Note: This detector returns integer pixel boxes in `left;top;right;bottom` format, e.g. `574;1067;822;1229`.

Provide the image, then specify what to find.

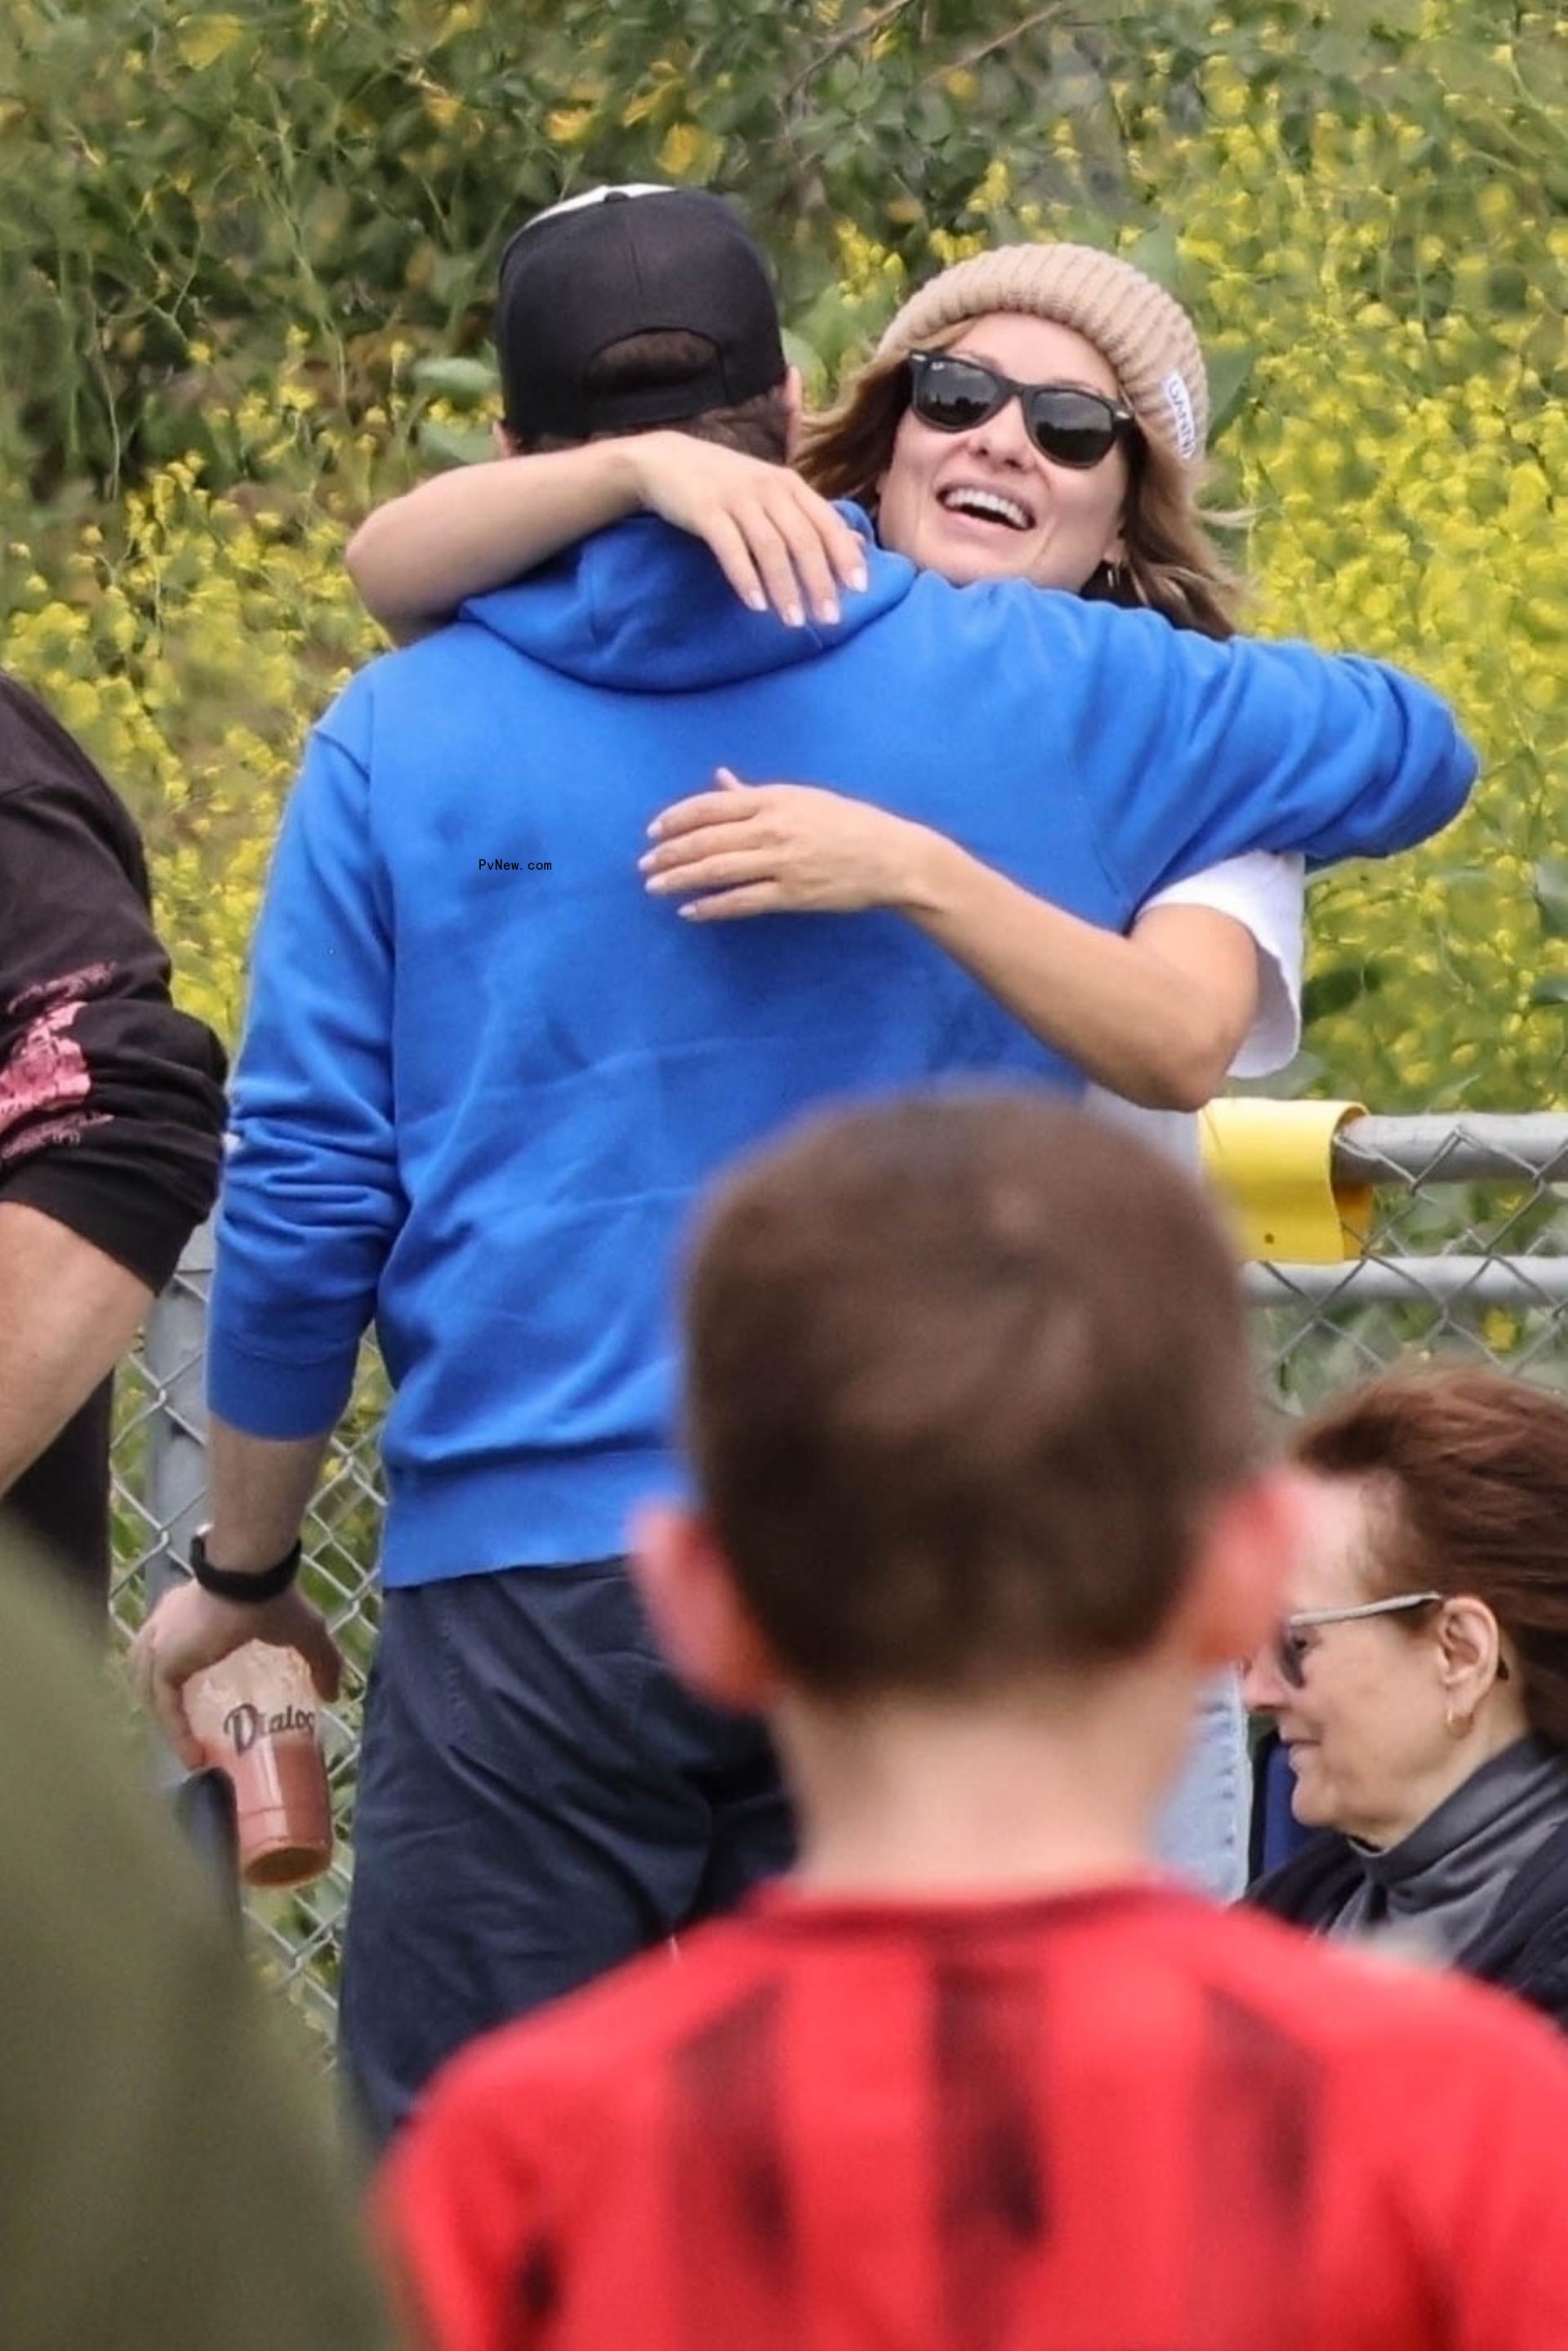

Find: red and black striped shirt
385;1882;1568;2351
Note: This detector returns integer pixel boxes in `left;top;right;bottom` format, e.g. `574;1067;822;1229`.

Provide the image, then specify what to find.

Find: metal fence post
141;1217;214;1608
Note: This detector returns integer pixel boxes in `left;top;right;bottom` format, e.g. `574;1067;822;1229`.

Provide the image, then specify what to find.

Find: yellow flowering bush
1156;56;1568;1110
7;377;388;1037
799;29;1568;1111
2;0;1565;1117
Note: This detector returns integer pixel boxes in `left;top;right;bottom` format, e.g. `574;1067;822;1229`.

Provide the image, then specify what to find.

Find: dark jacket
1250;1815;1568;2033
0;674;227;1592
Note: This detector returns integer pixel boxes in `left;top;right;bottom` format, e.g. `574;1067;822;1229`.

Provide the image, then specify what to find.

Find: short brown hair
796;330;1244;641
517;329;791;462
681;1093;1259;1699
1294;1367;1568;1748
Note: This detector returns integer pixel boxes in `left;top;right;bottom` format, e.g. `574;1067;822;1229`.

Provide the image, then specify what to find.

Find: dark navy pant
338;1561;795;2141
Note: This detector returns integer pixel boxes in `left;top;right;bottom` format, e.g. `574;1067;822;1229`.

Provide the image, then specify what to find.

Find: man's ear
782;364;804;463
492;420;521;459
629;1500;780;1711
1178;1466;1318;1669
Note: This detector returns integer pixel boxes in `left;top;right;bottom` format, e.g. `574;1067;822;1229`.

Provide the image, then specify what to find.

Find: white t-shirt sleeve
1141;850;1305;1078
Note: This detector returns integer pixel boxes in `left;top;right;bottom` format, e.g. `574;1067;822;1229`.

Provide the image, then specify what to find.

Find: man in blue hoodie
131;186;1475;2137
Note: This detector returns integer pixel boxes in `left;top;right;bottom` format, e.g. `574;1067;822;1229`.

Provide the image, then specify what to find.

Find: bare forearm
897;833;1250;1109
346;443;646;638
204;1416;332;1571
0;1204;153;1492
131;1417;343;1760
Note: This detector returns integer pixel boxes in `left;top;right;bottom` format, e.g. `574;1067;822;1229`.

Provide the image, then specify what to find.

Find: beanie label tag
1160;369;1200;461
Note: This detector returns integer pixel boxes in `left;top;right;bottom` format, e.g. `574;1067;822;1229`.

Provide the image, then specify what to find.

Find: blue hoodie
208;513;1473;1585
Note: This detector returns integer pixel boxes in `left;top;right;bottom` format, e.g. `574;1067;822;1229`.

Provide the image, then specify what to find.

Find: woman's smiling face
1241;1479;1448;1848
875;310;1133;591
1241;1474;1525;1850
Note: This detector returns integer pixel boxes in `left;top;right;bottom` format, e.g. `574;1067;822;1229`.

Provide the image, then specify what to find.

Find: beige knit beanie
875;243;1208;467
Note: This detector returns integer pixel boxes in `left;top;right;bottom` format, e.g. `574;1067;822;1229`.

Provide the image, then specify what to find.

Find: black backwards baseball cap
495;185;788;441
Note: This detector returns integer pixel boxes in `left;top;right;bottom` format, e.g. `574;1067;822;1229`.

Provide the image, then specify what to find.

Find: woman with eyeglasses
1246;1367;1568;2031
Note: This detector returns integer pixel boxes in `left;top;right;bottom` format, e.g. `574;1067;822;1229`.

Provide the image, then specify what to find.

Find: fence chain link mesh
1246;1116;1568;1409
108;1113;1568;2033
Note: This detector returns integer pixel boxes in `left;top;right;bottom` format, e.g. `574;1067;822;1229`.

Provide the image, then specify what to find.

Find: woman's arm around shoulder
346;433;867;643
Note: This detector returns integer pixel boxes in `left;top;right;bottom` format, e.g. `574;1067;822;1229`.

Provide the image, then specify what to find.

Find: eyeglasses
907;351;1138;470
1270;1591;1443;1690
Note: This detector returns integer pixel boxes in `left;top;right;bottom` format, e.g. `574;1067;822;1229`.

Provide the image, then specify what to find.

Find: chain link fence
1245;1114;1568;1405
108;1111;1568;2031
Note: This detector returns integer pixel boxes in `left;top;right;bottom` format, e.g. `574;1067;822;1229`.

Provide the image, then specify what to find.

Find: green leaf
410;355;499;405
1302;961;1387;1023
176;13;251;74
1205;346;1255;444
1123;220;1180;292
781;327;828;400
416;420;496;469
1533;859;1568;940
1528;975;1568;1010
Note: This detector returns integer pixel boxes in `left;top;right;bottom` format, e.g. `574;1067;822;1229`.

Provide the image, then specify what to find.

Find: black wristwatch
188;1528;303;1604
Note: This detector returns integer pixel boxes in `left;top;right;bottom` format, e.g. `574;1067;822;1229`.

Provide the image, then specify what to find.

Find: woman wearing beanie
344;232;1395;1901
806;243;1303;1198
808;240;1227;632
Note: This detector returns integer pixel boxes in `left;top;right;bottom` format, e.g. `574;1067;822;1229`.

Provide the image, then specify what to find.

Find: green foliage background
2;0;1566;1104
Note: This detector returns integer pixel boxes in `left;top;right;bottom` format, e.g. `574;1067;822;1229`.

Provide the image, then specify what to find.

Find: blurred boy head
634;1091;1307;1881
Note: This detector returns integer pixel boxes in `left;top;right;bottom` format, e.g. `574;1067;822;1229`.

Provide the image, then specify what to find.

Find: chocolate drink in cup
185;1642;333;1889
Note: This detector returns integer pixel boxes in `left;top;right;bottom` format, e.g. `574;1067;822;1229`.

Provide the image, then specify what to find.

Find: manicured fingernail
637;850;655;872
745;590;767;612
646;874;672;894
818;600;840;626
851;564;868;591
783;604;804;628
646;819;663;839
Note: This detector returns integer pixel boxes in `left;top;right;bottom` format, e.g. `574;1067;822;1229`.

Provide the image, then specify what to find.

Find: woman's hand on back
641;767;933;919
626;435;868;628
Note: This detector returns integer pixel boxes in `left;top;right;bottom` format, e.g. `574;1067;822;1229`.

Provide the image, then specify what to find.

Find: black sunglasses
907;350;1137;470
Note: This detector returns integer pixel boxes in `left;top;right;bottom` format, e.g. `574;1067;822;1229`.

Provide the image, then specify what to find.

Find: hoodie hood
461;502;912;694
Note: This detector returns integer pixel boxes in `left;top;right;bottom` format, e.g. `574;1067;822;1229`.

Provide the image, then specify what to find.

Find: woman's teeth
939;486;1031;530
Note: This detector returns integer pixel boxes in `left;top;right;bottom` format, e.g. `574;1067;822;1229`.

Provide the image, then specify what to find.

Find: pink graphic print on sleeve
0;964;116;1164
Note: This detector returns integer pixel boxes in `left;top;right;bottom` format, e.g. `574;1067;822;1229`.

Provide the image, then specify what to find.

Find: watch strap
188;1529;303;1604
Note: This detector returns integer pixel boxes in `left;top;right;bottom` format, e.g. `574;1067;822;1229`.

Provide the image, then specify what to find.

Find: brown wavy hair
517;330;792;462
798;323;1245;642
1294;1366;1568;1750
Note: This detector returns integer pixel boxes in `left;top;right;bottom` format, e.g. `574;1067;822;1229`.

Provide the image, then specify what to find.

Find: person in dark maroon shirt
384;1094;1568;2351
0;673;226;1601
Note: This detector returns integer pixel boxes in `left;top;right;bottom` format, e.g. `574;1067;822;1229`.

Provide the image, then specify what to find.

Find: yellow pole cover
1198;1099;1374;1264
